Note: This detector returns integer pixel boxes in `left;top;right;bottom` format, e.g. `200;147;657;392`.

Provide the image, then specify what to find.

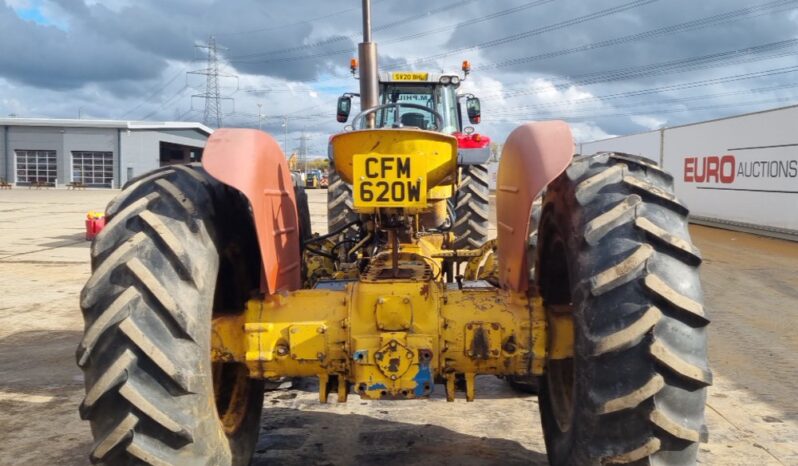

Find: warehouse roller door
72;151;113;187
15;150;57;186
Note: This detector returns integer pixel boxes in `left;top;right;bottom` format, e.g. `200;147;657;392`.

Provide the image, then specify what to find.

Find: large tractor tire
537;153;710;465
327;169;358;238
295;185;312;243
77;164;265;465
453;164;490;249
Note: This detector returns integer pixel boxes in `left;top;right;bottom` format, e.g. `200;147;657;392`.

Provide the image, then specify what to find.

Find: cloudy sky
1;0;797;155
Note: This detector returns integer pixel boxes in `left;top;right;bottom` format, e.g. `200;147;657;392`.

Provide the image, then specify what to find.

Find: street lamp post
257;103;263;130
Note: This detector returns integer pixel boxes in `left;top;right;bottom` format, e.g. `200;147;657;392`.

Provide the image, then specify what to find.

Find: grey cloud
0;2;165;89
1;0;797;147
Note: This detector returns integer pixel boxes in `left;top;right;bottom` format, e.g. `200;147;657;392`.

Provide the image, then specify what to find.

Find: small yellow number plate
353;154;426;208
391;72;429;81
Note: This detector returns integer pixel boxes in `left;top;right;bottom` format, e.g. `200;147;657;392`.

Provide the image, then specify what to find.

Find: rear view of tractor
76;1;711;465
328;60;491;251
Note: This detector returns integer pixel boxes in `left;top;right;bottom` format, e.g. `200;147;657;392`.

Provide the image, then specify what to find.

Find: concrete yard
1;188;797;465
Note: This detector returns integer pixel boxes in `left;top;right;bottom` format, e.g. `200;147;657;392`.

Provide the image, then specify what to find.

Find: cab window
375;84;459;133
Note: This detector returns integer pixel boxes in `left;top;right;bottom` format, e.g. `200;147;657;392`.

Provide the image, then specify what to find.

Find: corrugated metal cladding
0;119;212;188
580;104;798;241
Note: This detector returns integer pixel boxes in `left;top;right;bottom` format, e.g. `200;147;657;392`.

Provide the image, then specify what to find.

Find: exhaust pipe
358;0;379;128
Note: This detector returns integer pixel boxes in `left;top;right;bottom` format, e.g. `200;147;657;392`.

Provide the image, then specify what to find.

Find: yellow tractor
76;2;711;464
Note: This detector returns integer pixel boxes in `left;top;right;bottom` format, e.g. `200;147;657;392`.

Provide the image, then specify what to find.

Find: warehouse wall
580;130;662;164
4;126;118;186
664;107;798;238
580;105;798;240
62;127;117;185
7;126;70;186
0;125;208;188
0;127;6;181
120;130;158;185
120;129;207;185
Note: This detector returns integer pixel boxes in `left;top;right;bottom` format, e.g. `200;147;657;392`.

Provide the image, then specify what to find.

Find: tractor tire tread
454;164;490;250
539;151;710;465
78;164;232;465
327;170;359;238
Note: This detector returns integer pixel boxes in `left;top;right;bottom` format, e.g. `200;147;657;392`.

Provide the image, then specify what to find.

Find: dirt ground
1;188;797;465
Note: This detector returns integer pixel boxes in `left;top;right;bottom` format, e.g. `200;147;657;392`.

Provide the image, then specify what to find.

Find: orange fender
496;121;574;293
203;129;302;295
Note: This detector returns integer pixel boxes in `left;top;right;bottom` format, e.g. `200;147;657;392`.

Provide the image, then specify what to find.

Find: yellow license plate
353;154;427;208
391;72;429;81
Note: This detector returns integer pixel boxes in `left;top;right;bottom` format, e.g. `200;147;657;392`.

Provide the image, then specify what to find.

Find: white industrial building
580;104;798;241
0;118;213;188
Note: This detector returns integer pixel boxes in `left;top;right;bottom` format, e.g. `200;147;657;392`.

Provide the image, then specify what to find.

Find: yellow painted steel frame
208;126;575;403
212;280;544;402
330;129;458;215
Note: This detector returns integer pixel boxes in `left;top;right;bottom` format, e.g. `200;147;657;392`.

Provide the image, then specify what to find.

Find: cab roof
379;71;462;86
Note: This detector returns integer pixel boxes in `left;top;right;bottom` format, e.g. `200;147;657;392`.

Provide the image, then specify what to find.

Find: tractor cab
329;63;492;242
336;64;483;135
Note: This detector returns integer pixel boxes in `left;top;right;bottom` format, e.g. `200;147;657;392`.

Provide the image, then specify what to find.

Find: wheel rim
212;362;252;435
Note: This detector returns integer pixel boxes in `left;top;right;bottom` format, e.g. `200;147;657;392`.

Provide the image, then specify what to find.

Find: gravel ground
0;188;796;465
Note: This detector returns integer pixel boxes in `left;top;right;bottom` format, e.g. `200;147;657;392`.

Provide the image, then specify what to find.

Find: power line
409;0;659;66
238;87;320;95
490;66;798;114
177;107;200;121
378;0;557;47
491;82;798;117
214;0;387;37
119;67;186;119
493;96;797;123
370;0;479;34
140;85;191;120
231;111;330;121
228;65;798;129
229;0;482;60
231;0;578;65
218;0;795;95
236;64;798;123
476;0;798;71
479;39;798;101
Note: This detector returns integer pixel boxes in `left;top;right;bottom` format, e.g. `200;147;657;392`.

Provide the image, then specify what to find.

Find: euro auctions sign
604;105;798;234
675;144;798;233
683;152;798;193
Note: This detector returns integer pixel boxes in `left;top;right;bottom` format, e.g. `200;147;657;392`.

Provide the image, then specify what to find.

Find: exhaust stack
358;0;379;128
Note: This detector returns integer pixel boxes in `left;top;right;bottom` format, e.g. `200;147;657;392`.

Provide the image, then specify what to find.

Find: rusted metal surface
202;129;302;294
210;282;533;402
496;121;574;293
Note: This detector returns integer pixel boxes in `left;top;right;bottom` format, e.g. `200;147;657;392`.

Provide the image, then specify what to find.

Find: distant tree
306;158;330;171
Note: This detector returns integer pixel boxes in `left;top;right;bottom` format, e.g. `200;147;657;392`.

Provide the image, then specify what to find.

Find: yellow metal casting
211;291;348;383
209;125;578;401
329;129;457;214
463;239;498;282
303;238;337;285
211;280;535;402
427;184;453;200
205;116;583;412
530;296;547;375
547;304;575;361
330;129;457;187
